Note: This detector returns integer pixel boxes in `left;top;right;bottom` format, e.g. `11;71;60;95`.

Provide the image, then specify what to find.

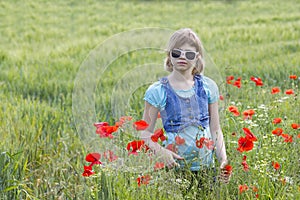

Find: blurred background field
0;0;299;199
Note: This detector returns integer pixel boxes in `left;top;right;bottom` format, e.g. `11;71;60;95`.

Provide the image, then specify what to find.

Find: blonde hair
164;28;205;75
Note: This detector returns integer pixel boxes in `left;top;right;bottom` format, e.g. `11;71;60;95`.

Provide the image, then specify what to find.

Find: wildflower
175;135;185;145
223;164;233;175
195;137;214;150
166;144;178;153
115;116;132;127
226;76;235;84
242;127;257;141
297;133;300;139
85;153;102;166
82;165;95;177
291;123;300;129
133;120;149;130
237;137;254;152
154;162;165;171
272;118;282;124
289;75;298;80
250;76;263;86
151;128;166;142
94;122;109;128
233;77;242;88
252;185;258;193
241;160;249;172
243;109;255;120
103;150;118;162
272;161;280;170
228;105;240;116
271;87;280;94
285;89;294;95
126;140;146;156
136;175;151;187
241;155;249;172
96;125;118;139
271;127;283;136
281;133;293;143
219;95;224;100
239;184;249;193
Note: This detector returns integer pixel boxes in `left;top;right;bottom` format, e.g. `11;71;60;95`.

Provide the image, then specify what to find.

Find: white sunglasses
170;49;199;60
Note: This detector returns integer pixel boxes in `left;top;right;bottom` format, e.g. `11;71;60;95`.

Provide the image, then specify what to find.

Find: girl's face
170;43;198;74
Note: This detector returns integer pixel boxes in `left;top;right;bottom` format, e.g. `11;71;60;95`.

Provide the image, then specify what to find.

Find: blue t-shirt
143;76;219;171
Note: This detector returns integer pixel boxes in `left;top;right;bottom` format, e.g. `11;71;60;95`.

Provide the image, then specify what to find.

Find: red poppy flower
154;162;165;171
233;77;242;88
242;127;257;141
136;175;151;187
133;120;149;130
126;140;145;156
151;128;166;142
291;123;300;129
272;161;280;170
115;116;133;127
297;133;300;139
196;137;205;148
85;153;102;166
228;105;240;116
272;127;283;136
281;133;293;143
103;150;118;162
96;125;118;139
237;137;254;152
223;164;233;175
241;160;249;172
175;135;185;145
219;95;224;100
82;165;95;177
289;75;298;80
226;76;235;84
272;118;282;124
94;122;109;128
250;76;263;86
271;87;280;94
285;89;294;95
252;185;258;193
166;144;178;153
239;184;249;193
243;109;255;120
195;137;214;150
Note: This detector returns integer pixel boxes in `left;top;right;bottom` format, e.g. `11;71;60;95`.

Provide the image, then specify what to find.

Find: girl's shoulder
145;81;166;98
199;75;218;90
146;81;164;92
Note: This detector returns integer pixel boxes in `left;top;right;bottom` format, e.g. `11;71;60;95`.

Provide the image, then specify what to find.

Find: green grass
1;0;300;199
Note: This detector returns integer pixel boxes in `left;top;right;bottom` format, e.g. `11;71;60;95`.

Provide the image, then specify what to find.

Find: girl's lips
177;61;187;65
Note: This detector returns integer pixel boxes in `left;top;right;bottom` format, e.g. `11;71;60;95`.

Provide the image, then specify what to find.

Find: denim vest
160;75;209;133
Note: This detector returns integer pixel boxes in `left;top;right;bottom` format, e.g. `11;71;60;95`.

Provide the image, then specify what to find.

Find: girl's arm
140;101;161;152
209;102;228;164
141;101;183;168
209;101;231;183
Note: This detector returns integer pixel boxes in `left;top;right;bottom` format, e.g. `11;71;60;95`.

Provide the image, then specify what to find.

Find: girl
140;28;230;183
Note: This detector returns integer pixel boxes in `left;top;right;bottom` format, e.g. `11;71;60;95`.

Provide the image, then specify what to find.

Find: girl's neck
168;71;194;90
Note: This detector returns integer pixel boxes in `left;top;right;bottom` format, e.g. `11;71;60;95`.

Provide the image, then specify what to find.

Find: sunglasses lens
171;49;181;58
185;52;196;60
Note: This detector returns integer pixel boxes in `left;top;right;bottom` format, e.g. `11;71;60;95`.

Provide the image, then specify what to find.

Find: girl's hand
156;148;184;169
219;160;232;184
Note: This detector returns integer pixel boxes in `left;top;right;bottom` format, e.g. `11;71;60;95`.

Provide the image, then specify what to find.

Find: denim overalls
160;75;214;170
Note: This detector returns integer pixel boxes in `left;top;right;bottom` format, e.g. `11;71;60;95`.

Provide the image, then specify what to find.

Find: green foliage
0;0;299;199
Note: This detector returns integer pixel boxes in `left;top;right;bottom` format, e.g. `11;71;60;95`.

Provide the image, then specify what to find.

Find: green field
1;0;299;199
